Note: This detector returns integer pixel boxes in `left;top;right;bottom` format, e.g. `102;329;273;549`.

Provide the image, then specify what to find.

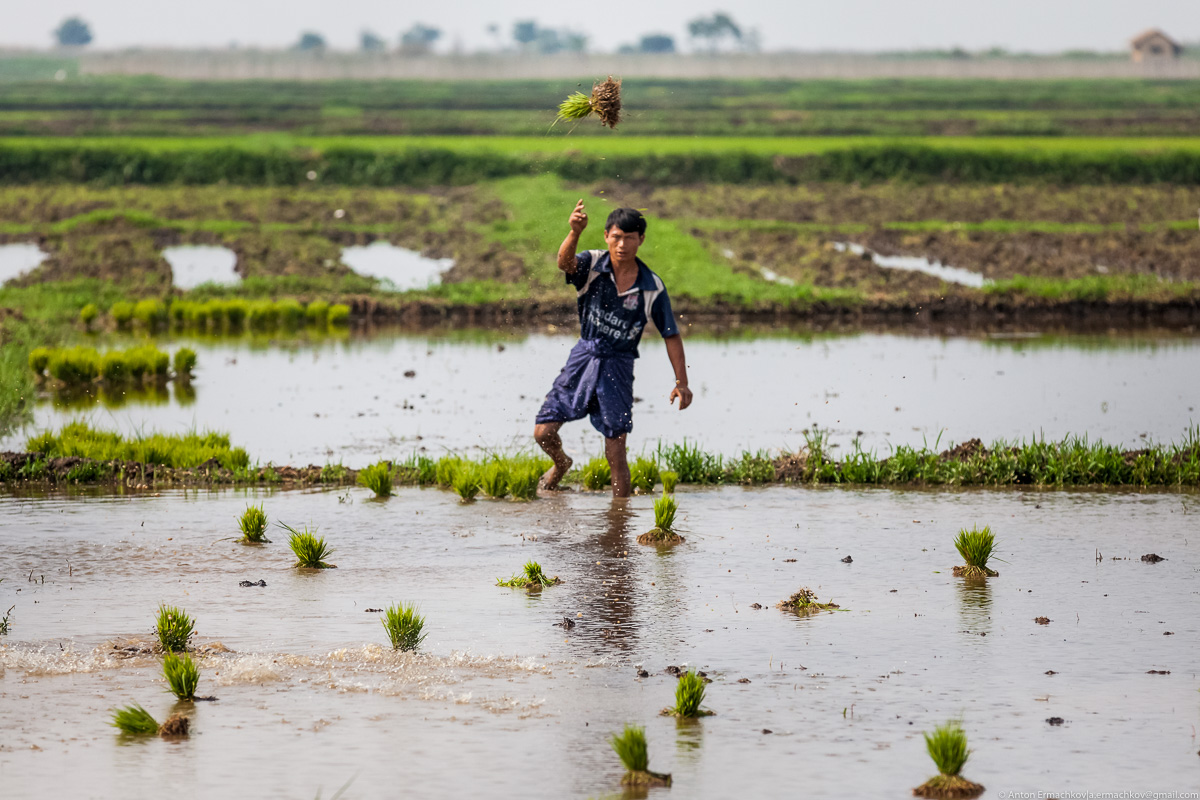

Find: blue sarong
535;339;636;439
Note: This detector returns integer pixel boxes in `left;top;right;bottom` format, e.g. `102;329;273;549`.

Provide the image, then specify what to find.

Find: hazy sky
3;0;1196;53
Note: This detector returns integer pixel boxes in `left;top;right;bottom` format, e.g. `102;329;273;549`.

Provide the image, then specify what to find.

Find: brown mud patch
912;775;985;800
637;528;685;546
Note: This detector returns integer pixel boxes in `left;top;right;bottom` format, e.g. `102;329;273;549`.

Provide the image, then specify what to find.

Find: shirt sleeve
565;251;592;290
650;287;679;338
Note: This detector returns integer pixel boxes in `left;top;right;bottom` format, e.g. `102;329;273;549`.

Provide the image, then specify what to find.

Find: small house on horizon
1130;29;1181;62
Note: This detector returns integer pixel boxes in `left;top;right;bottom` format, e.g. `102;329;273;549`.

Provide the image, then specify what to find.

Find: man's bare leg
534;422;573;489
605;434;631;498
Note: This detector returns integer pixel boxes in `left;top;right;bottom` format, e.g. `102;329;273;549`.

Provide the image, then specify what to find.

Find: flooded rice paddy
340;243;455;291
162;246;240;290
7;330;1198;465
0;485;1196;797
833;242;990;288
0;243;48;285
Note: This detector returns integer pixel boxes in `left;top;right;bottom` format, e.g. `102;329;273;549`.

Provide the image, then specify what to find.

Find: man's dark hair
605;208;647;236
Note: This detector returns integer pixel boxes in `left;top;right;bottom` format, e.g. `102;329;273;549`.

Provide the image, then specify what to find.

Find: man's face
604;226;644;262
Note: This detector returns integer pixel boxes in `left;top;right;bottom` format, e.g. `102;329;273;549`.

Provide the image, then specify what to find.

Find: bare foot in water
539;456;573;491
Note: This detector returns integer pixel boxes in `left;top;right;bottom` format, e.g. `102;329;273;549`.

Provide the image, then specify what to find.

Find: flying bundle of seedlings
638;490;685;545
357;460;394;498
162;651;200;701
630;457;660;494
452;464;482;502
281;522;336;568
479;459;510;499
382;603;427;651
609;724;670;787
238;503;270;543
952;526;999;578
155;605;195;652
580;455;612;491
662;670;715;718
913;720;984;799
110;704;190;738
556;76;623;129
496;560;562;590
777;587;840;614
661;470;679;494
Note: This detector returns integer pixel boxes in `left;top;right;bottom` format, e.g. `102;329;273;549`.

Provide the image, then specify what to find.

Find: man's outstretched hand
669;383;693;410
569;199;588;234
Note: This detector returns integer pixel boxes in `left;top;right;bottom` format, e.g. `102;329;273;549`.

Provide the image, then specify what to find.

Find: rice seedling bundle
661;470;679;494
556;76;623;129
777;587;840;613
913;721;984;799
639;491;685;545
281;522;335;568
133;298;168;331
952;525;999;578
110;301;134;328
381;603;426;651
162;651;200;701
79;303;99;328
580;455;611;491
327;303;351;326
28;347;52;376
479;460;510;499
507;463;541;500
609;725;671;786
398;453;436;485
155;604;195;652
630;456;660;493
452;464;481;502
496;560;561;589
434;455;463;487
46;346;100;384
277;298;305;329
663;670;714;718
357;460;394;497
173;348;197;380
305;299;330;325
110;703;159;735
238;503;269;543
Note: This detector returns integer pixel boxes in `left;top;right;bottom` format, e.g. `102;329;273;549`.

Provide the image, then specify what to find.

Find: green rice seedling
110;703;159;735
281;522;335;568
664;670;714;718
777;587;840;613
100;351;129;383
496;560;561;589
357;460;394;497
187;302;211;331
639;490;685;545
507;463;541;500
433;455;463;487
381;603;426;651
555;76;622;129
320;462;350;483
479;459;510;499
630;456;660;493
133;298;168;331
28;347;52;377
0;605;13;635
452;464;482;501
661;470;679;494
155;605;194;652
397;453;436;485
247;300;279;331
162;651;200;701
658;440;724;484
79;303;99;329
305;300;330;326
953;525;999;578
580;455;611;491
327;303;351;327
277;298;305;329
110;301;134;329
238;503;269;543
173;348;197;380
47;347;100;385
724;450;776;484
224;299;248;330
205;300;228;330
913;721;984;799
609;724;670;786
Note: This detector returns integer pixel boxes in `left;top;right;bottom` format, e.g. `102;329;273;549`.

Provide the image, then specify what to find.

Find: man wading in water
535;201;692;496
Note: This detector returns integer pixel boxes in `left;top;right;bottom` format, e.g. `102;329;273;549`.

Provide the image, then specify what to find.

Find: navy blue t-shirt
566;249;679;358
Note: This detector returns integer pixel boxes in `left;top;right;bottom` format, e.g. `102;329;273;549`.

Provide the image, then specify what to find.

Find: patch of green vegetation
657;440;725;484
155;604;194;652
660;470;679;494
25;421;250;470
478;459;510;499
238;504;269;543
664;670;714;718
579;455;611;491
451;464;481;502
953;526;1000;578
357;460;394;498
162;651;200;701
496;560;560;589
724;450;776;484
778;587;841;613
629;456;661;494
110;703;159;735
282;522;334;569
30;344;181;387
381;603;426;652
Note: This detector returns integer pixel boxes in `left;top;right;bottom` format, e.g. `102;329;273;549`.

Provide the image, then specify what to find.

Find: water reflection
570;500;641;655
955;576;993;635
47;383;173;410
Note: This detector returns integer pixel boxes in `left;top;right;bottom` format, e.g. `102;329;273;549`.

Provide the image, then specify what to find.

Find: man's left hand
669;383;693;410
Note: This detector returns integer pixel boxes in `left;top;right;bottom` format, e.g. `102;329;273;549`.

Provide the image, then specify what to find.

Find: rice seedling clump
913;721;984;799
452;464;481;502
110;703;159;735
238;503;269;543
157;712;191;738
638;491;685;545
357;460;394;497
661;470;679;494
507;463;541;500
162;651;200;701
282;522;335;568
777;587;840;613
155;604;194;652
173;347;197;380
630;456;660;493
662;670;714;718
580;455;611;491
609;724;671;786
952;525;999;578
556;76;623;129
382;603;427;651
479;459;510;499
496;560;562;589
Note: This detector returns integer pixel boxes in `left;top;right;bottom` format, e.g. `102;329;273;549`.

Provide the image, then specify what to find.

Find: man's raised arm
557;199;588;273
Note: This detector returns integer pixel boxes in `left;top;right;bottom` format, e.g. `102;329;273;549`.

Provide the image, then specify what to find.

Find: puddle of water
5;331;1197;465
723;247;796;286
341;243;454;291
163;245;240;290
835;242;990;288
0;486;1195;796
0;243;47;285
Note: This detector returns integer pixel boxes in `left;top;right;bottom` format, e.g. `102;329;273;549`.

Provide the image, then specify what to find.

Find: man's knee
534;422;560;444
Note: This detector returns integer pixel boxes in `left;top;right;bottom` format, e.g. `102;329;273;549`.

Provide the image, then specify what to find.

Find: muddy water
6;331;1198;465
0;242;47;285
162;245;240;290
0;486;1196;797
834;242;990;288
340;243;455;291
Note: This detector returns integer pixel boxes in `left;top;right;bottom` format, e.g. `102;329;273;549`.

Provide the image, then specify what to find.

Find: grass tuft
580;455;611;491
155;604;194;652
237;503;269;543
953;525;999;578
665;670;713;718
281;522;335;568
110;703;159;735
357;460;394;497
162;651;200;701
496;559;560;589
381;603;426;651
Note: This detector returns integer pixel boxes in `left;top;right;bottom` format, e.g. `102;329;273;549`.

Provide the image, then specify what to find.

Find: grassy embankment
4;422;1198;489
